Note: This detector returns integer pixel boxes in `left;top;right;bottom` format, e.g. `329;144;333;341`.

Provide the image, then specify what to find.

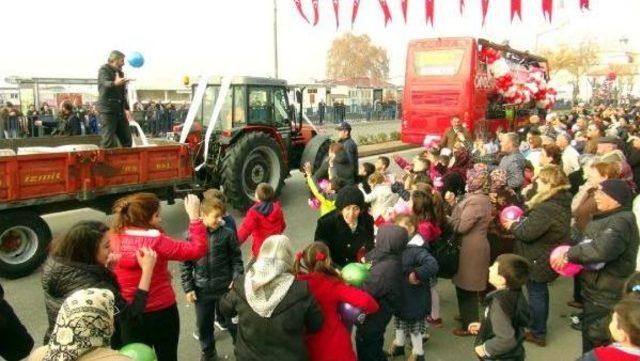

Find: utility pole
273;0;279;78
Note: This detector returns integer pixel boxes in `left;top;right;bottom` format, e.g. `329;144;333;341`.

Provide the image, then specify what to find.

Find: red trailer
0;142;193;278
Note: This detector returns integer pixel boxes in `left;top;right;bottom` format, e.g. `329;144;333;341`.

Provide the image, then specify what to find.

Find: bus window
413;49;465;76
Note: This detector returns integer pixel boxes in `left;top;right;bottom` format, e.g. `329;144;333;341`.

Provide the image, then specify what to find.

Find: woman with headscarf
220;235;324;361
28;288;131;361
487;169;520;262
448;164;493;337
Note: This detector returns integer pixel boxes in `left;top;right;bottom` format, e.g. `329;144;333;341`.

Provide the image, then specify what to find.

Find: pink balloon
308;198;321;209
500;205;523;223
550;245;583;277
318;179;331;193
393;200;411;216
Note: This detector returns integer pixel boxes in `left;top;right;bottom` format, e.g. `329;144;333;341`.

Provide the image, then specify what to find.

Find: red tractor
178;76;331;210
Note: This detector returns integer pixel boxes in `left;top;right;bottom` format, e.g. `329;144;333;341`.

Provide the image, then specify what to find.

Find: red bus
401;37;549;145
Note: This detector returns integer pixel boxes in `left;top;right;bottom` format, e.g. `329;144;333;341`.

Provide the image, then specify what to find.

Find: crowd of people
0;99;188;140
1;102;640;361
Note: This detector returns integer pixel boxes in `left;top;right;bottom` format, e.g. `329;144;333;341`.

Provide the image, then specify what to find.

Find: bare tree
326;33;390;80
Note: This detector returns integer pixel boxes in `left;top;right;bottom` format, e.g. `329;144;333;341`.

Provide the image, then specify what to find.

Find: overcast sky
1;0;638;85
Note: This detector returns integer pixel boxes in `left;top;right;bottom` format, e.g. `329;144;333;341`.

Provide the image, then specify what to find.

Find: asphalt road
3;147;582;361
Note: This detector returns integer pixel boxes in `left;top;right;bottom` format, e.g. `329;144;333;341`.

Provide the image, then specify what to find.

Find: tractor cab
177;76;329;210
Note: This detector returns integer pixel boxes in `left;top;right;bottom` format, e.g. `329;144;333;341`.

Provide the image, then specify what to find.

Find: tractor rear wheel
221;132;285;211
300;135;331;174
0;211;51;279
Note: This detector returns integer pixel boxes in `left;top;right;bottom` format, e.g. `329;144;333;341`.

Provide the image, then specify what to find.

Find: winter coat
314;210;375;268
510;188;572;284
363;184;398;220
474;289;529;361
339;137;359;179
306;175;336;216
396;235;438;321
110;220;207;313
97;64;129;114
567;206;639;308
362;225;408;314
417;220;442;244
441;126;471;150
451;192;493;292
41;257;148;345
577;344;640;361
498;152;527;190
238;201;287;257
180;225;244;297
219;275;324;361
0;283;33;361
313;150;355;186
296;272;379;361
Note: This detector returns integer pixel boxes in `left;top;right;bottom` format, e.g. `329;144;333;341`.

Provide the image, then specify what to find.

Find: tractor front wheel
221;132;285;211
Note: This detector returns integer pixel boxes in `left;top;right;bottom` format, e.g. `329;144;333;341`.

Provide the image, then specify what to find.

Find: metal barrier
304;104;400;124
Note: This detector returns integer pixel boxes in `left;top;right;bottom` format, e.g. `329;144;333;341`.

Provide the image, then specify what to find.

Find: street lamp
273;0;279;79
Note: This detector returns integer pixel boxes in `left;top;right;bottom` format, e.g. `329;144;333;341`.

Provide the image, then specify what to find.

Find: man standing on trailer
97;50;132;148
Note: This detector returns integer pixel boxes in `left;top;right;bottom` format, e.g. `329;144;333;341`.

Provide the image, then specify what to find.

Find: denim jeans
526;281;549;338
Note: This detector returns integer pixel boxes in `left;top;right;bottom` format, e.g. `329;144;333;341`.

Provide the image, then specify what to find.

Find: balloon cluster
482;47;556;110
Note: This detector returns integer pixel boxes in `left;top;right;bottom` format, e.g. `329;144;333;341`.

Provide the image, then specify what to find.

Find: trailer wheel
0;211;51;279
221;132;285;211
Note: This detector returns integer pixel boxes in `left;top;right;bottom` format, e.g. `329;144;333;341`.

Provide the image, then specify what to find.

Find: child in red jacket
110;193;207;361
295;242;379;361
237;183;286;258
578;297;640;361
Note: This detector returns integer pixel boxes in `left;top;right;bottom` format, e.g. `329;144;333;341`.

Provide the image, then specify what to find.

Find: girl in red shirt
295;242;379;361
110;193;207;361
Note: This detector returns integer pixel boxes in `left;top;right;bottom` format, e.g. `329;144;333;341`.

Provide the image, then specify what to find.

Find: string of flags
293;0;590;28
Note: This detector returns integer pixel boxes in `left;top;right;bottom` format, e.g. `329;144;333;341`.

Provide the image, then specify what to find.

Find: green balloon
341;262;370;287
120;343;157;361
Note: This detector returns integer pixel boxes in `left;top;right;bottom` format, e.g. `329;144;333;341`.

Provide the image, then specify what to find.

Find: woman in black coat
220;235;323;361
503;165;572;347
314;185;375;268
42;221;156;347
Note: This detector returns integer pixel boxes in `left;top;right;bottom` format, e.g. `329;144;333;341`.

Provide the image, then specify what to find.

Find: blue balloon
128;51;145;68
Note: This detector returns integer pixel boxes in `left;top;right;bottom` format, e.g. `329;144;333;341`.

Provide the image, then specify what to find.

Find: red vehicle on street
401;37;549;145
0;76;329;279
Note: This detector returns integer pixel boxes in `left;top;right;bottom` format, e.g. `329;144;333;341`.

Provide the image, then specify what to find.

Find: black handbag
432;226;460;279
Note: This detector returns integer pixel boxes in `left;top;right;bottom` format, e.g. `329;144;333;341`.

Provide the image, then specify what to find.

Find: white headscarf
244;235;295;318
44;288;115;361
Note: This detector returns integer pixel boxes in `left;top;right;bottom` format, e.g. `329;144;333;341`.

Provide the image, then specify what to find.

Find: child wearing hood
388;215;439;361
237;183;287;258
356;224;408;361
220;235;323;361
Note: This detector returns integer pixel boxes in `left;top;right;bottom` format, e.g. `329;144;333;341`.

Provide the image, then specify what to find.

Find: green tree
326;33;389;80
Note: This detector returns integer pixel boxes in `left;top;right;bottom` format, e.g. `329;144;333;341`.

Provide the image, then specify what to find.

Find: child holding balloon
294;242;379;361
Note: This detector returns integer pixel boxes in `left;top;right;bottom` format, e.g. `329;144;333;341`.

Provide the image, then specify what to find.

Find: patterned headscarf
490;169;508;192
44;288;115;361
245;235;295;318
466;163;489;193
